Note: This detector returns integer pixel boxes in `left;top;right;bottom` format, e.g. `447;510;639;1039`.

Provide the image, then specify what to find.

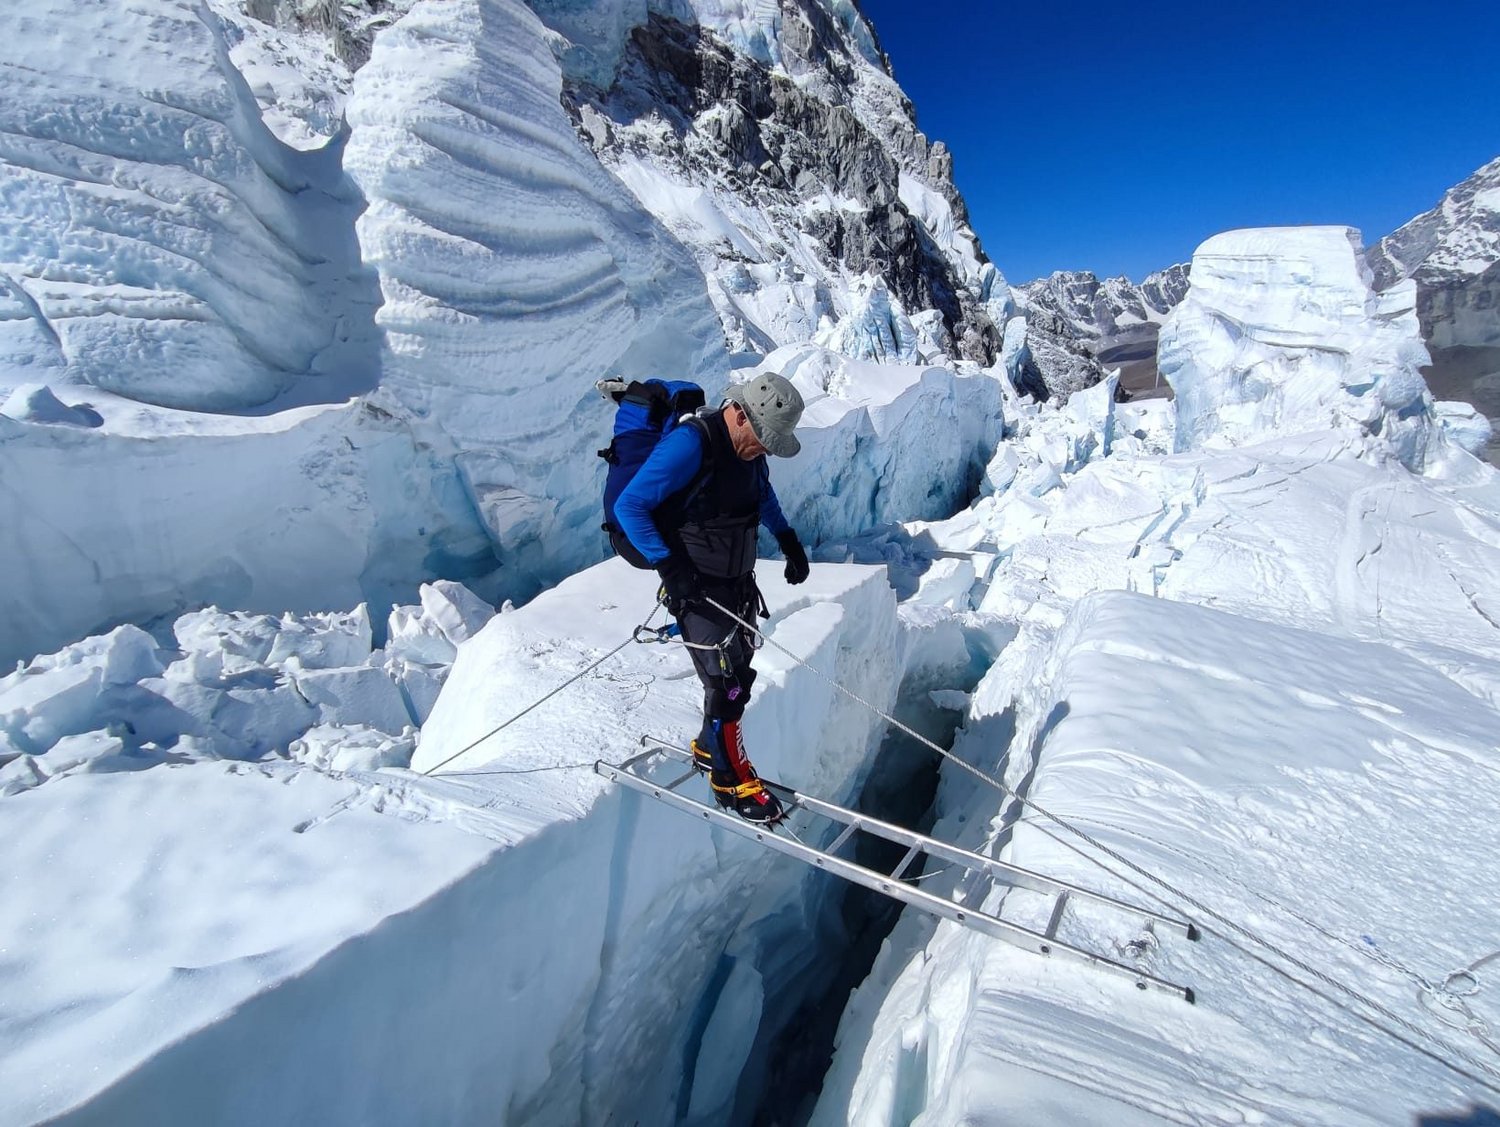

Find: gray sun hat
725;372;804;457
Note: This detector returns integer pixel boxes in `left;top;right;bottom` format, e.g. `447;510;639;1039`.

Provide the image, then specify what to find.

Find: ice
1;559;905;1124
1435;398;1494;456
0;383;102;427
816;590;1500;1125
417;579;494;646
265;606;372;670
289;723;416;772
0;0;377;411
814;274;922;364
291;666;412;735
342;0;726;590
0;625;162;754
0;395;490;668
764;345;1005;537
1160;227;1440;470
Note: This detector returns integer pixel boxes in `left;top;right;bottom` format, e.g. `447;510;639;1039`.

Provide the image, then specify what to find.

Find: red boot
705;718;784;824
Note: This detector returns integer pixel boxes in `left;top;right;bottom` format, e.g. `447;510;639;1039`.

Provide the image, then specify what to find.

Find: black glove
777;529;810;585
656;554;701;616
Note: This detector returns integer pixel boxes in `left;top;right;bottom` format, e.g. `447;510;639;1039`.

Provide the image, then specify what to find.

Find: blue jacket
615;422;792;566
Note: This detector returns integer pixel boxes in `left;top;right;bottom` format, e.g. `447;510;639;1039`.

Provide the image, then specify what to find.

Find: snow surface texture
5;218;1500;1124
341;0;727;587
0;0;379;410
1160;226;1440;470
806;230;1500;1125
0;396;488;669
0;583;487;795
0;561;903;1125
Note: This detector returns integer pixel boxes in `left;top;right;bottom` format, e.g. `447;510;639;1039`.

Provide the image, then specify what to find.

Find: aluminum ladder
596;737;1199;1003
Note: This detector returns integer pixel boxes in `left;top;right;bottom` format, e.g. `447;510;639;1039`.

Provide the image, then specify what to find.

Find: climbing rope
699;595;1500;1096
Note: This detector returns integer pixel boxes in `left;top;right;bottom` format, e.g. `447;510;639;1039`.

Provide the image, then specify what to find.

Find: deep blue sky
860;0;1500;283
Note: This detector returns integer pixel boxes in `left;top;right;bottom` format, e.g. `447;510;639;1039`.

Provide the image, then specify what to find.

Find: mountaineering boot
704;718;784;824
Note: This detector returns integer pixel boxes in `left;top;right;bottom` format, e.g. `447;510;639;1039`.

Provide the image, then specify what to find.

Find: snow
759;345;1005;537
2;0;1497;1117
815;587;1500;1126
0;0;378;411
0;396;488;668
814;274;922;363
805;230;1500;1125
0;559;905;1125
342;0;726;591
1160;226;1440;470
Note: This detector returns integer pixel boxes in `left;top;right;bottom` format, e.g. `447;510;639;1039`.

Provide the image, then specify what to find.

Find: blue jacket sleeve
615;426;706;567
758;461;792;537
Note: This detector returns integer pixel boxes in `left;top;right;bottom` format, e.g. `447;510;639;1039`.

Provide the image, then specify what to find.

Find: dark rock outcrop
1015;265;1189;400
1368;156;1500;463
556;5;1003;364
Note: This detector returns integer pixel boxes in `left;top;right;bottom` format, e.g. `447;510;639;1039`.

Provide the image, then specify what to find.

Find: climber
613;372;811;823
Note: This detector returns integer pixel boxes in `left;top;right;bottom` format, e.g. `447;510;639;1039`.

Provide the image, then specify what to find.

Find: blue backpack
598;379;708;568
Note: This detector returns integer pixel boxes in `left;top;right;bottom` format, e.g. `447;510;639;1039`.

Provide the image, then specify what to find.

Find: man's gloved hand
777;530;810;585
656;554;702;616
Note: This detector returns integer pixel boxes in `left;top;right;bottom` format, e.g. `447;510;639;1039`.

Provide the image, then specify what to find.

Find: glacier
4;0;1500;1123
0;561;911;1126
8;221;1500;1125
0;0;1005;665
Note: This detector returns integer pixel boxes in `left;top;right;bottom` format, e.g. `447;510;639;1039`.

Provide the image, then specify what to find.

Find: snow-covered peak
536;0;1006;365
1014;263;1190;400
1369;156;1500;287
1160;226;1439;469
1365;155;1500;465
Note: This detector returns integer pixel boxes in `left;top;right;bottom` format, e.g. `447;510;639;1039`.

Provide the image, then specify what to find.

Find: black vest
669;408;763;580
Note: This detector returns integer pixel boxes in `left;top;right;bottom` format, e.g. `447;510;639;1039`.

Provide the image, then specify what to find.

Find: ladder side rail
776;784;1195;939
597;761;1194;1003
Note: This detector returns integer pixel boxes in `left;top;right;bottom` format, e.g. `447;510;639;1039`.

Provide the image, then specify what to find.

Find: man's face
725;404;767;460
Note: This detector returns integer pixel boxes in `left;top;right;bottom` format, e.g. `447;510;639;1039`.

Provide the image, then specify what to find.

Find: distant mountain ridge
1013;265;1190;400
1367;155;1500;462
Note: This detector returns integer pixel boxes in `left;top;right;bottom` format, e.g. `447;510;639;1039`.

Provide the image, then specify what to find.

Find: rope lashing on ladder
696;596;1500;1096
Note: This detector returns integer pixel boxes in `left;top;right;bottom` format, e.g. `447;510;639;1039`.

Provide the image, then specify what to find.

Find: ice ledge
3;559;901;1125
813;589;1500;1125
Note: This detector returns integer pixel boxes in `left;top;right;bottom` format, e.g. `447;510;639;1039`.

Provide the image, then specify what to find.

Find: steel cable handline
418;620;651;778
699;595;1500;1096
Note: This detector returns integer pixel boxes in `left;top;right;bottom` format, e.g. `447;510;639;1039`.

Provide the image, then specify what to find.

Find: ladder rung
663;768;698;793
1045;892;1069;940
891;843;921;880
826;821;860;856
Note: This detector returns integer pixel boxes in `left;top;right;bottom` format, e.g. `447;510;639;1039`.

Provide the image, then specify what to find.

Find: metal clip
633;622;681;645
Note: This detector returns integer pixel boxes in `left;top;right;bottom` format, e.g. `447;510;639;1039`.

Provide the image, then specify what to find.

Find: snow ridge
342;0;726;590
0;0;379;410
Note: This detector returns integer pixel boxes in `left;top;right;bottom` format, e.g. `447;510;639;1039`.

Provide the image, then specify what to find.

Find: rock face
1367;155;1500;464
1012;265;1189;402
1160;227;1439;470
532;0;1010;364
